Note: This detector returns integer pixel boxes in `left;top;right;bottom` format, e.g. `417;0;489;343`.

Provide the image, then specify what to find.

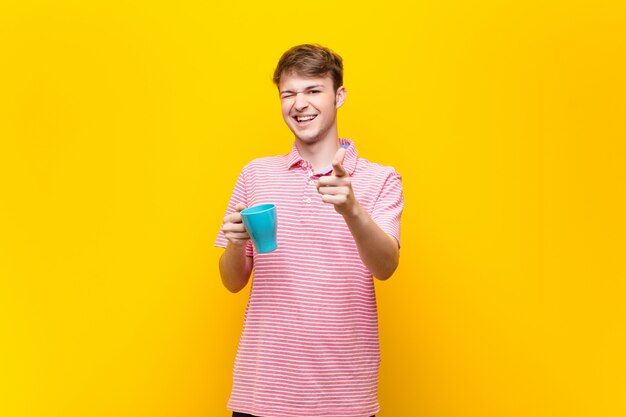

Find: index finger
224;210;243;224
332;147;348;177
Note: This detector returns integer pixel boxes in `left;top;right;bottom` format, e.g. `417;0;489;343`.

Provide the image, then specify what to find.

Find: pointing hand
317;147;359;216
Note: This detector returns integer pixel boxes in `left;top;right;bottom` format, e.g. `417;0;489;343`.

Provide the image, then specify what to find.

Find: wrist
227;240;248;252
342;200;364;221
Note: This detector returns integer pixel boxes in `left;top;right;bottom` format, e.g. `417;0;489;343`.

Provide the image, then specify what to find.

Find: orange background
1;1;625;416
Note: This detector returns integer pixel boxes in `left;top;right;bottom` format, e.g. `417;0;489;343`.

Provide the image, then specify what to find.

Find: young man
215;44;403;417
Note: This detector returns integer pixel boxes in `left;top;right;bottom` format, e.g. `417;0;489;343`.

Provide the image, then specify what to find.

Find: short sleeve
214;168;254;257
371;170;404;247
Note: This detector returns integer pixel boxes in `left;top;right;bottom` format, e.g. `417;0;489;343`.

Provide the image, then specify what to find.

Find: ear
335;86;347;109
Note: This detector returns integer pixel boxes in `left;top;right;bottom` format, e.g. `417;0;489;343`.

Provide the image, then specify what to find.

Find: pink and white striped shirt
215;138;403;417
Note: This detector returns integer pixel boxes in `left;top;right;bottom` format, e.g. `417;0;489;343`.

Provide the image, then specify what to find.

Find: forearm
343;202;399;280
219;242;253;293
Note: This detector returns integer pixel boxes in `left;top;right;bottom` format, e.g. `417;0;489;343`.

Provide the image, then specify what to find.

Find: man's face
278;72;346;145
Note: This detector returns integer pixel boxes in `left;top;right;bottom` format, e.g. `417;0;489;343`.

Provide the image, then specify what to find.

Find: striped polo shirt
215;138;403;417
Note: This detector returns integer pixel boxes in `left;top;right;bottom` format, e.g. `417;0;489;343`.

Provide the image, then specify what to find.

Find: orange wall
1;1;625;416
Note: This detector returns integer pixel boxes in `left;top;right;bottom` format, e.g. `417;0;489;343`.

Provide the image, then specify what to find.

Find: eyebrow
280;85;325;95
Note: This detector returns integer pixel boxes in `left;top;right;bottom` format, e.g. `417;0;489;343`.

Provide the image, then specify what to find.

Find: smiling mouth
293;115;317;123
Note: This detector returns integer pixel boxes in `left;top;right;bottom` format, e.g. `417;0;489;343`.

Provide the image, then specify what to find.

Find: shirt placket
299;161;319;222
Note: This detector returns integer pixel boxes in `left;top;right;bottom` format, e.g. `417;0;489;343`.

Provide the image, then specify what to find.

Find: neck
295;134;341;172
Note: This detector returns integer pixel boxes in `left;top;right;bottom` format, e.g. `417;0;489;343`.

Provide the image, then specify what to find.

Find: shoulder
241;154;288;174
355;157;402;182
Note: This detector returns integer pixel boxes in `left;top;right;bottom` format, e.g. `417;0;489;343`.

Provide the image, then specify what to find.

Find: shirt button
306;198;311;203
309;180;315;185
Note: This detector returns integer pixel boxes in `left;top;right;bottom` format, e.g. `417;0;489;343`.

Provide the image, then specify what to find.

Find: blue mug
240;204;277;253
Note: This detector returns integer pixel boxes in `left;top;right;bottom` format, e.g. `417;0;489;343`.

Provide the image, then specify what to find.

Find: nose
294;92;308;111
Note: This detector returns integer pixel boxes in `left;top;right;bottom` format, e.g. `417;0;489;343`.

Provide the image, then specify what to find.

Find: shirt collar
286;138;358;175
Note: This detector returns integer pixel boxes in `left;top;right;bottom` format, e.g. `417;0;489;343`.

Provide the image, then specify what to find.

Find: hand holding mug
221;203;250;246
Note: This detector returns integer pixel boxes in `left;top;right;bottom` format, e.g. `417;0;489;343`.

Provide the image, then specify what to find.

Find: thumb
234;203;247;212
332;147;348;177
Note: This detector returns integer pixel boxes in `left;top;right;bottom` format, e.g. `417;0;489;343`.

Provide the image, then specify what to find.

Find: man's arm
317;148;400;280
341;203;399;280
219;203;253;292
219;243;253;292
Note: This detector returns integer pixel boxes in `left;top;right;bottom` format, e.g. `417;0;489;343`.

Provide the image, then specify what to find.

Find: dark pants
233;413;375;417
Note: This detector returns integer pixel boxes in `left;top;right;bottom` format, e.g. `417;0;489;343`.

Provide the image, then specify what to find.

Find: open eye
308;90;321;94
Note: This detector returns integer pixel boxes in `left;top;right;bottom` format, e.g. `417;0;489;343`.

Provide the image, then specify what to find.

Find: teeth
296;115;316;122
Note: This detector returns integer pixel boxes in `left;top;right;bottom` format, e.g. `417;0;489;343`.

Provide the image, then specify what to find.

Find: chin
289;128;318;142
